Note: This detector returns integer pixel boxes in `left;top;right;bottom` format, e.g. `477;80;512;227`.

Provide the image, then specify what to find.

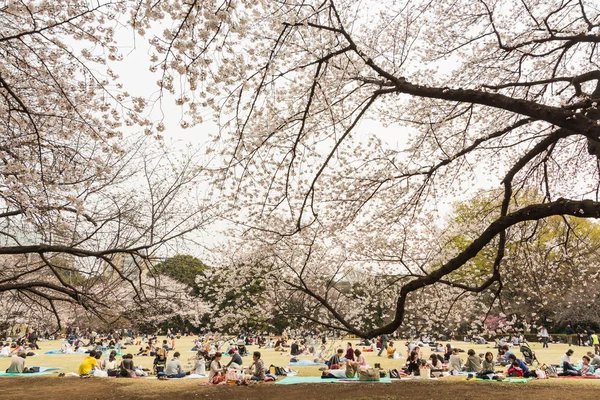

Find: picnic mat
276;376;392;385
288;360;326;367
556;375;599;379
45;350;87;355
0;370;59;377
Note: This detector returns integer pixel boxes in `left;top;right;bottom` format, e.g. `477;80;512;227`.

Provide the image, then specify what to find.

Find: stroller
520;343;540;366
153;348;168;378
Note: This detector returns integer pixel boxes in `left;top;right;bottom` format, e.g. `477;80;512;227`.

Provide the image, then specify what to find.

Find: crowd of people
2;325;600;383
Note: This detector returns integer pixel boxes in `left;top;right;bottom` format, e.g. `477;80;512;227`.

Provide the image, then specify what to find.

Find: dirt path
2;377;600;400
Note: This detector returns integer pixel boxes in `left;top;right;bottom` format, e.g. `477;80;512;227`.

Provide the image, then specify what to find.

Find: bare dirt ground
2;377;600;400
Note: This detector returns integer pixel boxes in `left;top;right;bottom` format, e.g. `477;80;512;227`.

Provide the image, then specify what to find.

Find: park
1;0;600;398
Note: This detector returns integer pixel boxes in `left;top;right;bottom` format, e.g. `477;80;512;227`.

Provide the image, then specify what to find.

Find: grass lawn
0;336;596;375
0;337;599;400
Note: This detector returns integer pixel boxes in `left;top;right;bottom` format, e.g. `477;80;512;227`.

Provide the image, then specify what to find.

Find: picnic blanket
0;367;60;377
288;360;326;367
45;350;87;355
556;375;599;379
276;376;392;385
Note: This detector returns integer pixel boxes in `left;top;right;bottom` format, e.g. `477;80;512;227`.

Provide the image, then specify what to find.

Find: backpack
269;365;277;375
389;368;400;379
275;366;287;376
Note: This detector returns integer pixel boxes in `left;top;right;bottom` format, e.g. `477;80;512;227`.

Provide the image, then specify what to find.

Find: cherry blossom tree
143;0;600;337
0;1;213;328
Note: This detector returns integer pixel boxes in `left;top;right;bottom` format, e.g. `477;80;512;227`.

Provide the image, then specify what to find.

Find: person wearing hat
226;348;243;370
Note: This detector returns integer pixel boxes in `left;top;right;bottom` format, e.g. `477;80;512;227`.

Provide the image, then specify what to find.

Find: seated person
481;352;496;373
347;349;369;376
119;354;136;377
104;350;118;371
247;351;265;381
226;348;243;369
560;349;578;376
506;360;523;377
464;349;482;373
405;351;421;376
587;351;600;367
428;353;444;371
290;340;300;356
208;352;225;382
448;348;462;373
165;352;187;378
386;341;396;358
326;349;344;369
313;345;327;363
0;343;10;358
344;343;355;362
580;356;593;376
78;350;99;376
507;354;529;375
6;352;30;373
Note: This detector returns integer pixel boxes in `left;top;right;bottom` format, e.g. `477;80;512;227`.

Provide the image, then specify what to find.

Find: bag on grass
358;367;380;381
389;368;400;379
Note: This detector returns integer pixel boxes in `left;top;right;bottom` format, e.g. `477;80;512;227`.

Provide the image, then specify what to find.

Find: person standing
591;331;599;355
539;326;549;348
377;334;389;357
565;324;574;347
576;325;584;346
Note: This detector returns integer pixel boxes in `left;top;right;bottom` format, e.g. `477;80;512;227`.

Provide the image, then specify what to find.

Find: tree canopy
2;0;600;335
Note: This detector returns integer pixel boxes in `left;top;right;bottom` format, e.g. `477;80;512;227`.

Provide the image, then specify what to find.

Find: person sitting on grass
448;348;462;374
561;349;579;376
386;341;396;358
506;360;523;377
586;351;600;367
326;349;344;369
165;352;187;378
208;352;225;383
507;354;529;375
464;349;482;373
344;342;355;362
429;353;444;371
481;352;496;373
6;352;31;373
119;354;136;377
104;350;118;371
313;345;327;363
248;351;265;381
78;350;98;376
580;356;593;376
226;348;243;370
405;351;421;376
1;343;10;358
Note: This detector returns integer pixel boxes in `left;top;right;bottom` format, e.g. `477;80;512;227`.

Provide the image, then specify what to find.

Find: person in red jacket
506;361;523;377
344;342;355;362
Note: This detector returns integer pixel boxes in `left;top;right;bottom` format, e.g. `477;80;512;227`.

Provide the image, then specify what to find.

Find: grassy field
0;336;596;377
1;337;599;400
